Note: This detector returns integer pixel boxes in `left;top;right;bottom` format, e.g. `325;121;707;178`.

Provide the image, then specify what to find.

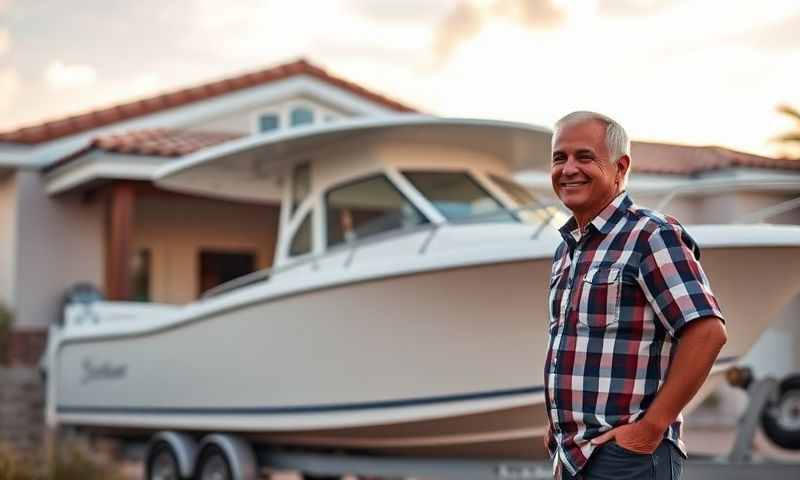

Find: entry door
198;250;256;296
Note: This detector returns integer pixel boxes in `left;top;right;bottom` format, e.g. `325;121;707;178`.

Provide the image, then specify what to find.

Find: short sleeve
637;224;724;337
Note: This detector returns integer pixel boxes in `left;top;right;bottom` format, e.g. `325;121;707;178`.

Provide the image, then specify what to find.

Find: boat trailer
137;372;800;479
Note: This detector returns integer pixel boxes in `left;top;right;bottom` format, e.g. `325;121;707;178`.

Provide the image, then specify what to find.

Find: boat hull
53;245;800;459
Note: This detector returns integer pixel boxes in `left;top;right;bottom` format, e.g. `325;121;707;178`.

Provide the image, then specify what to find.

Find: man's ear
616;155;631;183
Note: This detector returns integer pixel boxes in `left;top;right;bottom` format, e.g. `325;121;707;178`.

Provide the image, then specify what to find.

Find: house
0;59;416;366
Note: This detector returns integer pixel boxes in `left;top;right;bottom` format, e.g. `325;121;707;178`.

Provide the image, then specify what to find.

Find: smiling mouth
560;181;589;188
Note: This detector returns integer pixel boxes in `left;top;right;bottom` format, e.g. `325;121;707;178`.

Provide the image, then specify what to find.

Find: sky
1;0;800;157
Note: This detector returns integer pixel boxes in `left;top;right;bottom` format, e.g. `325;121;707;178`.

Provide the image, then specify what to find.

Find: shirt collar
558;191;632;244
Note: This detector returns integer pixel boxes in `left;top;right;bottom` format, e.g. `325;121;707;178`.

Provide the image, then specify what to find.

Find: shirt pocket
576;266;622;329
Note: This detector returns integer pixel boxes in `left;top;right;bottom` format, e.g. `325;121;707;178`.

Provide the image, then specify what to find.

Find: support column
106;182;135;300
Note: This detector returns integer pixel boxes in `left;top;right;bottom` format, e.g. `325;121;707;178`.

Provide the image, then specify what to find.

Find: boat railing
734;193;800;224
201;199;567;299
656;182;800;224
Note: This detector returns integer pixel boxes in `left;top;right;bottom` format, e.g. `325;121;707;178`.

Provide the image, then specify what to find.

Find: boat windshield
325;174;429;247
402;170;518;223
488;174;569;226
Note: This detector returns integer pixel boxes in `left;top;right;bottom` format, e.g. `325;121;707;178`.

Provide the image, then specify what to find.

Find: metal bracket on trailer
728;376;780;463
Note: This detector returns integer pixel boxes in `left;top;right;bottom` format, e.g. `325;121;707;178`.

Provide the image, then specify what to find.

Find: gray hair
553;111;631;162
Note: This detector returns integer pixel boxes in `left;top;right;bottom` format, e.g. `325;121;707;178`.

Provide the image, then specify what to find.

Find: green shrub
48;445;125;480
0;444;37;480
0;443;125;480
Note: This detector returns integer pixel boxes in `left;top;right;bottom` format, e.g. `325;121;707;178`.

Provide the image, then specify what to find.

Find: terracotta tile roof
46;129;800;177
0;58;417;145
631;141;800;174
43;128;243;173
93;128;242;157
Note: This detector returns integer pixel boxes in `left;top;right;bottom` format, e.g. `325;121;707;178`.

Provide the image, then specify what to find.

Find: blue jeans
561;440;684;480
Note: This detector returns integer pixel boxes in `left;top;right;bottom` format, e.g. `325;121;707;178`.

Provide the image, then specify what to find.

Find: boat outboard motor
60;282;104;326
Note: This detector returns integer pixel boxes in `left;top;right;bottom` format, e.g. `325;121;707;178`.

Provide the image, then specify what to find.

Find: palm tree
776;104;800;143
773;104;800;158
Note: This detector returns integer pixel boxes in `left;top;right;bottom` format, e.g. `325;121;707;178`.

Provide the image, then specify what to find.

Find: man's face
551;120;626;219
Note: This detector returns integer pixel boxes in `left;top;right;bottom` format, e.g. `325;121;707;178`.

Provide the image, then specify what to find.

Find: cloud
495;0;568;27
433;2;485;62
433;0;569;63
597;0;676;17
349;0;456;23
735;13;800;52
0;67;20;113
0;28;8;56
125;72;162;98
44;61;97;89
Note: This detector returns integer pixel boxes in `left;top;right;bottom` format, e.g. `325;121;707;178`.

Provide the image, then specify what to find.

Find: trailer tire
147;441;184;480
761;374;800;450
195;445;234;480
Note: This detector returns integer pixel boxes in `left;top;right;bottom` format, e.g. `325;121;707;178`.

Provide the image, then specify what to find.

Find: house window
325;175;428;247
259;113;280;132
289;211;313;257
129;248;151;302
198;250;256;296
290;106;314;126
292;162;310;215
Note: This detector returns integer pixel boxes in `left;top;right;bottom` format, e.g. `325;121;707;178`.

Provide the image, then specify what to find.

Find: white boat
46;115;800;461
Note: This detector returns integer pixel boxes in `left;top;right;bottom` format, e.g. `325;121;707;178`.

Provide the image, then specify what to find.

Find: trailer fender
148;431;198;478
197;433;258;480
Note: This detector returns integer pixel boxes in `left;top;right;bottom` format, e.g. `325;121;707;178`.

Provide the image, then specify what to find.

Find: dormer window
290;106;314;126
258;113;280;132
253;102;340;135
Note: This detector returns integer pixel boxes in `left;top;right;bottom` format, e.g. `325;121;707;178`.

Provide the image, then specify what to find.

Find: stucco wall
0;172;17;309
13;171;104;329
133;194;280;304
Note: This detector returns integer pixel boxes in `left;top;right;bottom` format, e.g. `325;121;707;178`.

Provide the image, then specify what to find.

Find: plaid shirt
544;192;724;475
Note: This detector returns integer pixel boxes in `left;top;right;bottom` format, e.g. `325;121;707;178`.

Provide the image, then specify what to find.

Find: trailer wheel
195;445;233;480
147;441;183;480
761;374;800;450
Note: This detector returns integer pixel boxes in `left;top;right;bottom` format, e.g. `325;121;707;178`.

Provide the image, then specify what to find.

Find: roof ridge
0;58;416;145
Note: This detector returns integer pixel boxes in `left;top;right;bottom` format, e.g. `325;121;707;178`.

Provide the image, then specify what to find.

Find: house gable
0;59;417;169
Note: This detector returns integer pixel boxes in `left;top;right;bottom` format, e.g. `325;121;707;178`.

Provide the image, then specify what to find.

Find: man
544;111;728;480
